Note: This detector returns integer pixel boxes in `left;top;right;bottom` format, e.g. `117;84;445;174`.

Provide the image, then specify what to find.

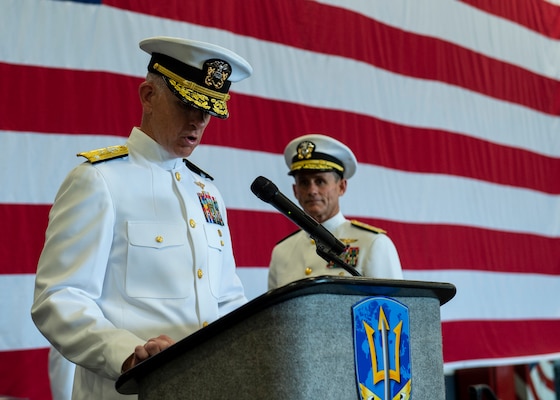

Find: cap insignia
204;59;231;90
291;138;344;174
296;141;315;160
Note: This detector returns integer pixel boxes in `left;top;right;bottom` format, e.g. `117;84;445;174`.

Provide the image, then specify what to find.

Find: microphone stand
314;240;361;277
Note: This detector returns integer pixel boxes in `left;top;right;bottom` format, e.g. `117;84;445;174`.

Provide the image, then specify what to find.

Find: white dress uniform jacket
32;128;247;399
268;212;403;289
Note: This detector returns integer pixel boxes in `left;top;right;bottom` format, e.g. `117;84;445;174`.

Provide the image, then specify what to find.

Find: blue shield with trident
352;297;411;400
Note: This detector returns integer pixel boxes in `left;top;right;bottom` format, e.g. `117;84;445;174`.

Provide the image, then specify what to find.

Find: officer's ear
138;79;157;113
338;177;348;196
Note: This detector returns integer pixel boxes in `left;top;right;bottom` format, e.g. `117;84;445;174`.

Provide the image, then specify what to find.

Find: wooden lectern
116;276;455;399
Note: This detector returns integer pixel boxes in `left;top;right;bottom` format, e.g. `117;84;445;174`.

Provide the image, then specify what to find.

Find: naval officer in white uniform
31;36;252;399
268;134;403;289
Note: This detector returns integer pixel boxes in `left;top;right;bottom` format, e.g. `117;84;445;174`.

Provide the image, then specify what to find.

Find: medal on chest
327;238;359;268
195;181;224;226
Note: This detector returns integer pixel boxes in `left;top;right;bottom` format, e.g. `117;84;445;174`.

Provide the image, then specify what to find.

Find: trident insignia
352;297;411;399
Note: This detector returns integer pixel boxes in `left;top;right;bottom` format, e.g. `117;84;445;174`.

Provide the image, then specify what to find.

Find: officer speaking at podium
31;36;252;400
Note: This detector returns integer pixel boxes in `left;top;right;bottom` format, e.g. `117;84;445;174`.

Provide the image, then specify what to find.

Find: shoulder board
276;229;302;245
77;145;128;164
184;159;214;181
350;219;386;234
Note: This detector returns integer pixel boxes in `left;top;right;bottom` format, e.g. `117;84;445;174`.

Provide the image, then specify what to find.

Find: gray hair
146;72;167;91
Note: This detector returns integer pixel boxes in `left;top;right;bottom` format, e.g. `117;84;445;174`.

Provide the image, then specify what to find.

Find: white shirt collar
319;211;345;232
127;127;184;171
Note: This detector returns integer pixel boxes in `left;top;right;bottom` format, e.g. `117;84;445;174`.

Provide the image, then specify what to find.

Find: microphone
250;176;346;255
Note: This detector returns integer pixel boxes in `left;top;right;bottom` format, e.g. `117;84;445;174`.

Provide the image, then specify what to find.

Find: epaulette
276;229;302;245
350;219;386;234
77;145;128;164
184;159;214;181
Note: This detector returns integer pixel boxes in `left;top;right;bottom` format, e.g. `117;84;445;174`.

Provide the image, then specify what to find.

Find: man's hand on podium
121;334;175;373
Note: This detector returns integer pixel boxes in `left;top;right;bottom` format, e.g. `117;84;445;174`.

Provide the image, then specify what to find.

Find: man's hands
121;334;175;373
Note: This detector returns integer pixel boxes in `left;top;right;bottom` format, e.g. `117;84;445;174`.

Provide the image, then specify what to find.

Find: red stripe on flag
3;205;559;275
442;319;560;363
233;96;560;195
460;0;560;39
105;0;560;115
0;348;52;400
2;63;559;195
0;62;140;136
229;210;560;273
0;204;49;275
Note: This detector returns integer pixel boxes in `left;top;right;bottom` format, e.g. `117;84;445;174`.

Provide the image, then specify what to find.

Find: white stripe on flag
404;270;560;321
2;132;559;238
0;274;49;351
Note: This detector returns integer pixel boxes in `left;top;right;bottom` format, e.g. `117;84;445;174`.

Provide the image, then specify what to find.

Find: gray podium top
116;276;456;397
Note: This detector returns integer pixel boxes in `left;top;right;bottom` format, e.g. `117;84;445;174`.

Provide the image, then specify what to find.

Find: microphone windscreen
250;176;278;203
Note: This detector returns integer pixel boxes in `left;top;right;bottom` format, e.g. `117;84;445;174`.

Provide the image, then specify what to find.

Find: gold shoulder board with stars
350;219;387;234
77;145;128;164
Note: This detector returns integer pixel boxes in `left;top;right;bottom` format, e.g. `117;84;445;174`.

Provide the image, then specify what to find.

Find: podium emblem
352;297;411;399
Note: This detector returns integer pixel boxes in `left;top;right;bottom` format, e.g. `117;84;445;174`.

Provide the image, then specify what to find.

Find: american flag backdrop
522;361;557;399
1;0;560;398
